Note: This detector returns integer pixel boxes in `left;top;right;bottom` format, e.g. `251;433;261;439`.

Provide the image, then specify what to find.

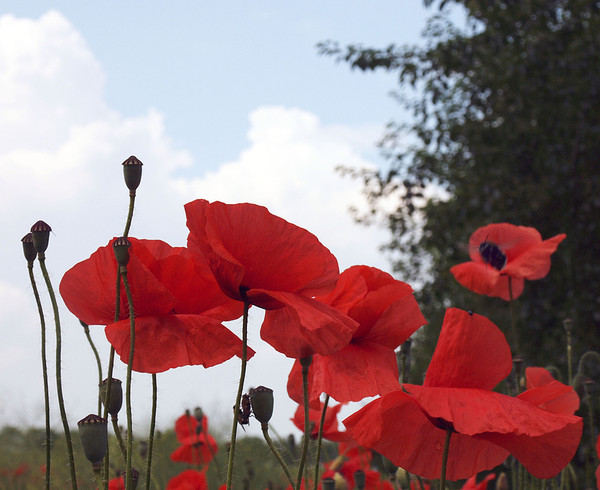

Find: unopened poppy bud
563;317;574;334
30;220;51;254
249;386;273;425
400;338;412;355
354;469;366;489
100;378;123;417
194;406;204;423
113;237;131;268
77;414;108;465
122;155;143;192
321;478;335;490
21;233;36;263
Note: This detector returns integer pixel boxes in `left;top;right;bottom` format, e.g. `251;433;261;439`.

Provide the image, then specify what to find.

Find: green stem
226;299;250;490
123;192;136;238
27;263;51;489
313;394;329;490
145;374;157;490
508;277;521;356
439;429;452;490
38;255;78;489
82;323;103;415
262;423;295;487
121;270;136;490
112;416;127;461
296;356;312;490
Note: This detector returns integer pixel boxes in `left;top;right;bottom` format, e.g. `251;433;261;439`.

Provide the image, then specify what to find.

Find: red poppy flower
170;413;218;467
166;469;208;490
185;199;358;358
287;265;426;405
292;401;351;443
108;475;125;490
460;474;496;490
60;238;251;373
344;308;582;481
450;223;566;300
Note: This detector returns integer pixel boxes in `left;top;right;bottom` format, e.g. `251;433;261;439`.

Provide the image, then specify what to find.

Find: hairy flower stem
82;323;103;415
121;270;136;490
145;374;157;490
27;263;51;489
508;278;521;356
38;255;78;489
111;417;127;460
123;192;136;238
296;356;312;490
439;429;452;490
313;394;330;490
262;423;295;487
226;299;250;490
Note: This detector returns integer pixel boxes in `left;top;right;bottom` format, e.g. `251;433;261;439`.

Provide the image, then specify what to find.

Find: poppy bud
354;469;366;489
321;478;335;490
194;406;204;424
122;155;143;192
77;414;108;466
99;378;123;418
30;220;51;254
113;237;131;268
249;386;273;426
563;317;574;334
21;233;36;263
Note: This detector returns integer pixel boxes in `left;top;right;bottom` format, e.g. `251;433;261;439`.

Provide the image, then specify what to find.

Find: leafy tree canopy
319;0;600;371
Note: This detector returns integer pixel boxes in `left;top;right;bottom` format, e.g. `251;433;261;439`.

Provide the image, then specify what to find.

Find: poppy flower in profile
292;401;351;443
166;469;208;490
185;199;358;358
344;308;582;481
286;265;426;406
60;238;251;373
170;413;218;467
450;223;566;300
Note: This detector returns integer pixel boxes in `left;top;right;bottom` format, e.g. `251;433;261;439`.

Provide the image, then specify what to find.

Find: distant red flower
450;223;566;300
108;475;125;490
170;413;218;467
166;469;208;490
292;401;351;443
344;308;582;481
60;238;251;373
287;265;426;405
185;200;358;358
460;474;496;490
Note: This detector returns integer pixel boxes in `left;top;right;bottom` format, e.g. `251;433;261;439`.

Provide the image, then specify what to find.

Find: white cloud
0;10;394;438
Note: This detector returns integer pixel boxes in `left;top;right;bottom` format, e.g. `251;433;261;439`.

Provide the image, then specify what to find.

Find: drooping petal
343;390;509;480
174;414;210;443
105;314;253;373
459;474;496;490
292;402;351;443
424;308;512;390
185;200;339;301
260;291;358;358
503;233;566;280
518;369;580;415
450;262;500;296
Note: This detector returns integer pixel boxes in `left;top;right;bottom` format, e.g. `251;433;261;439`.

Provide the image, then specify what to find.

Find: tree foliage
319;0;600;369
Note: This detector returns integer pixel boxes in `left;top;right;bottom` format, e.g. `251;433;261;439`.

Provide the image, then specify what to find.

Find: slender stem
313;394;329;490
27;263;51;489
121;270;136;490
439;429;452;490
82;323;103;415
226;299;250;490
145;374;158;490
296;356;312;490
38;255;78;489
262;423;295;487
508;277;521;355
123;192;136;238
112;417;127;461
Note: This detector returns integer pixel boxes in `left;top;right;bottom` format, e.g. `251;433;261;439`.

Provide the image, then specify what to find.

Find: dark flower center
479;241;507;271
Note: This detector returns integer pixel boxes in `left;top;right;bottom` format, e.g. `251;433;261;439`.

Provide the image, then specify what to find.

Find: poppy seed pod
21;233;36;263
354;469;366;489
249;386;273;425
122;155;143;192
77;414;108;465
30;220;51;254
194;406;204;424
99;378;123;418
113;237;131;268
321;478;335;490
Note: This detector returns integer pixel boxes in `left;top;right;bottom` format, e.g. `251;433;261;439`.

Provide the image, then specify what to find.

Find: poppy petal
185;200;339;301
468;223;542;263
450;262;501;296
518;374;580;415
343;390;509;480
502;233;566;280
424;308;512;390
105;314;253;373
260;291;358;358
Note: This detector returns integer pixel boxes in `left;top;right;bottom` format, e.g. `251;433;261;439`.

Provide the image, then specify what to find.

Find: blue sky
0;2;445;441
